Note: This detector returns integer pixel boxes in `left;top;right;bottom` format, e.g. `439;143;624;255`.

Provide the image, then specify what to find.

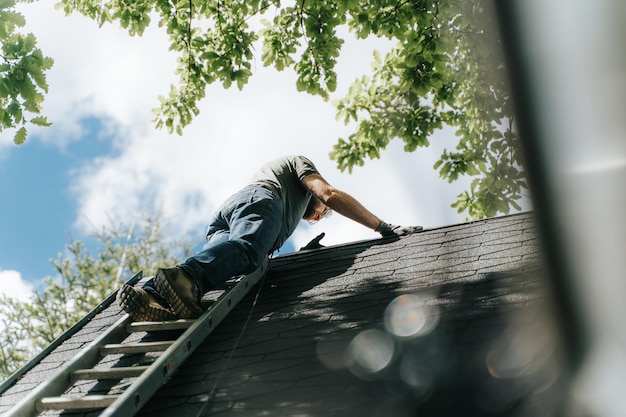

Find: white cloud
18;1;472;251
13;1;176;147
0;270;34;301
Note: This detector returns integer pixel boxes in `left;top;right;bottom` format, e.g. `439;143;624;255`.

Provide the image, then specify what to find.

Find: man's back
250;155;319;248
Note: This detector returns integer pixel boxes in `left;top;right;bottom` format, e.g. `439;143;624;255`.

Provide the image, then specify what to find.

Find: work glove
300;232;326;251
376;221;423;237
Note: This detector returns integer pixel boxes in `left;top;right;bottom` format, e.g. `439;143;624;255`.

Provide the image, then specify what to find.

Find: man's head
303;195;332;224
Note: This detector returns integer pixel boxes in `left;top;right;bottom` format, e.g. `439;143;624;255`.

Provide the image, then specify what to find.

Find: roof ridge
275;211;534;261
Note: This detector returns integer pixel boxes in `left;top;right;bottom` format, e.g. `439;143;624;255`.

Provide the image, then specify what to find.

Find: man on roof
117;155;422;321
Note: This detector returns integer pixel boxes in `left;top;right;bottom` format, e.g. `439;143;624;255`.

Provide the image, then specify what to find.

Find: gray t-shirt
250;155;319;248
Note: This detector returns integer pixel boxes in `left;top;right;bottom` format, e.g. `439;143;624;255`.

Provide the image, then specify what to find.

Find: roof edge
274;211;535;260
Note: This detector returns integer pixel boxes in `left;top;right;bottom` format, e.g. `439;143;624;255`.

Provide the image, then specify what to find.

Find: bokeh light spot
399;355;434;400
384;294;439;338
346;329;395;376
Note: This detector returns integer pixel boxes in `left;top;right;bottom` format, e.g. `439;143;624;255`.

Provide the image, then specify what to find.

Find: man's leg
119;207;235;320
156;186;282;318
180;186;282;291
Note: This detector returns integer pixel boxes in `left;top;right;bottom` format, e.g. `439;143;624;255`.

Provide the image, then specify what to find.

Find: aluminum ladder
6;258;269;417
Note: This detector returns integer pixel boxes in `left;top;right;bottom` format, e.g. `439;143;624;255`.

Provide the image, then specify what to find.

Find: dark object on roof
1;212;562;416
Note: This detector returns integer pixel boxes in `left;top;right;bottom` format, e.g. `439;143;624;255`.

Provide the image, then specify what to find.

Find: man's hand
376;221;423;237
300;233;326;250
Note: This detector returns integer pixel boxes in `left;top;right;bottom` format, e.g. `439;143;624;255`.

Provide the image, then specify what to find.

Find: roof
1;212;563;416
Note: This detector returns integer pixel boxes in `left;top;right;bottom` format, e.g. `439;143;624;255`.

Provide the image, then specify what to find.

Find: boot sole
154;270;203;319
117;284;177;322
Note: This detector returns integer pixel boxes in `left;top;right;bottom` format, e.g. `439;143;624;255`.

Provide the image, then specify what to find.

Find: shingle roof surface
1;212;562;416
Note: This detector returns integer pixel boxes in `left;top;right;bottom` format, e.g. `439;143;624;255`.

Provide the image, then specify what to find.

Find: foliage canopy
2;0;526;219
0;0;53;144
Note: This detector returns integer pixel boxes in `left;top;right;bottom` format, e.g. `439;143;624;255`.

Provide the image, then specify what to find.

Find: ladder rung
100;341;173;355
71;366;149;381
37;394;120;411
127;319;195;333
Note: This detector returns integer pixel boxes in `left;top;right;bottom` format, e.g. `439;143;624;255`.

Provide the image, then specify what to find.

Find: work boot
154;267;203;319
116;283;177;322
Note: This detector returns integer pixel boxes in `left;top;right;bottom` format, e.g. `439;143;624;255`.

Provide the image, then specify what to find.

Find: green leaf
30;115;52;126
13;126;26;144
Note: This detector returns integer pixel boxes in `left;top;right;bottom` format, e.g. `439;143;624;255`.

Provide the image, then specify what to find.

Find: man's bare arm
301;174;382;230
301;173;423;237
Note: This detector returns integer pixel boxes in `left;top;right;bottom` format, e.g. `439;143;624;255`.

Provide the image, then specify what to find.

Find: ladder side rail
5;315;132;417
0;271;144;396
100;258;270;417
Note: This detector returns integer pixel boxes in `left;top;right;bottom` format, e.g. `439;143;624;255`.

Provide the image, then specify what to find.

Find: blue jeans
144;184;283;298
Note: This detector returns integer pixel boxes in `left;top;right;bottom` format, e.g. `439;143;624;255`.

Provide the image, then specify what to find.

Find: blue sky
0;118;116;283
0;1;524;299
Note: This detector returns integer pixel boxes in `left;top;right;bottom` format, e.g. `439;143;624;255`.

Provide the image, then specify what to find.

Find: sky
0;1;526;301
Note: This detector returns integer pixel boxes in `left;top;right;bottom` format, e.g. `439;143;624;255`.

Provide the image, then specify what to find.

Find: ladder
6;258;269;417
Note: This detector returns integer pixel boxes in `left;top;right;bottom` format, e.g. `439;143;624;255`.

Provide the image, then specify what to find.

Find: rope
193;271;268;417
